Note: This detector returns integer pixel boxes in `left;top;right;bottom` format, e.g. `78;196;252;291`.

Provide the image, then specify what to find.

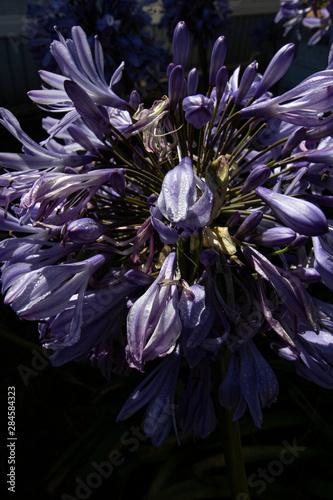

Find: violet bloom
2;253;109;346
241;70;333;126
151;157;213;243
182;94;215;129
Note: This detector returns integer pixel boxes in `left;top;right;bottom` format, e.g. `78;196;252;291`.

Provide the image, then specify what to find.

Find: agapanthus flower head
2;20;333;447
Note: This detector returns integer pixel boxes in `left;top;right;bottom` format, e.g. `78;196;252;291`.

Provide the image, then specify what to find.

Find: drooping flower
219;340;279;428
125;251;182;371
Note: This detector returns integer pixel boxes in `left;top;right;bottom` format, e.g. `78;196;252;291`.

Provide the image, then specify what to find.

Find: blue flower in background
26;0;168;96
275;1;333;45
159;0;231;49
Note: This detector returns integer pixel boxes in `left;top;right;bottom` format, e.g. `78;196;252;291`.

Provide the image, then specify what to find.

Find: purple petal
182;94;215;129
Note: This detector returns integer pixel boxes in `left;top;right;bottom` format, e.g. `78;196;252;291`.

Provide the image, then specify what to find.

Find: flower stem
220;357;250;499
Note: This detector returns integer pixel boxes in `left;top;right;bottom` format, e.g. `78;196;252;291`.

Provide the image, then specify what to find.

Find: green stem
220;356;250;499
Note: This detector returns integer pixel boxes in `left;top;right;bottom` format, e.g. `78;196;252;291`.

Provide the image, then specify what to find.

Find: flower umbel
2;21;333;446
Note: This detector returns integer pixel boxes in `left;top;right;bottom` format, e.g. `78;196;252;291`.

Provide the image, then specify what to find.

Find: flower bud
255;186;329;236
280;126;307;157
173;21;190;67
67;218;105;243
187;67;199;96
209;36;227;86
287;234;309;249
167;62;174;78
169;65;185;111
129;90;140;110
215;66;228;101
109;168;126;195
245;226;296;247
234;210;263;240
253;43;295;100
240;164;271;194
225;211;241;227
234;61;258;105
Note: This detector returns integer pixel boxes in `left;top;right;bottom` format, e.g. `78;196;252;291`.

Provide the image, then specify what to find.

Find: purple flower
2;253;109;346
0;108;92;171
3;17;333;447
151;157;213;243
182;94;215;129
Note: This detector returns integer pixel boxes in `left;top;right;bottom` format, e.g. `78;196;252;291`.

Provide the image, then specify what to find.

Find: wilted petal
126;252;182;370
117;348;180;446
219;340;279;428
